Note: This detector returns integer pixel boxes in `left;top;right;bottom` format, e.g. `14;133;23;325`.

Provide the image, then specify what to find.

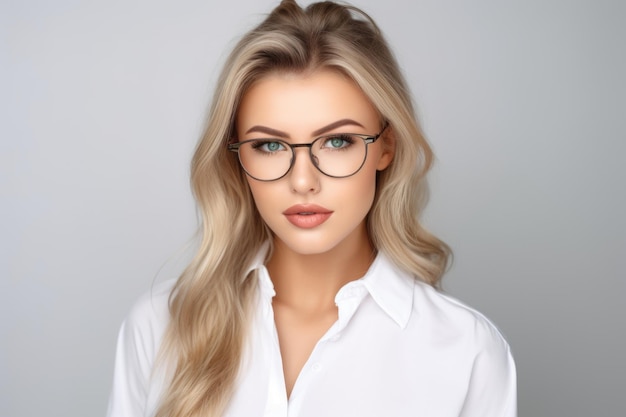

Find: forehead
236;69;379;137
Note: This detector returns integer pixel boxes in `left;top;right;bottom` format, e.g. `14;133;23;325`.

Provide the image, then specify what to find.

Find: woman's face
236;69;393;256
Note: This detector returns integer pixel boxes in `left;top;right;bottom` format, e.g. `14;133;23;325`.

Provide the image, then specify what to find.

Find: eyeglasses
228;124;388;181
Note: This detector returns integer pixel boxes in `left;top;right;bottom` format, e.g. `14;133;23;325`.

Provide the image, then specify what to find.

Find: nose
288;147;320;194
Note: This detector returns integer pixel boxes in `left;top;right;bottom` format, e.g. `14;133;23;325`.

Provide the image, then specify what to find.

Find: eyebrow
244;118;365;138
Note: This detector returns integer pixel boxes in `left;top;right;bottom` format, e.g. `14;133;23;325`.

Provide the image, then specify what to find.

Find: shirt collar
358;251;415;329
249;242;275;298
245;241;271;276
250;245;415;329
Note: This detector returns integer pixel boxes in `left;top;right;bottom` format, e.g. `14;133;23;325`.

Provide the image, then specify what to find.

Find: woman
107;1;516;416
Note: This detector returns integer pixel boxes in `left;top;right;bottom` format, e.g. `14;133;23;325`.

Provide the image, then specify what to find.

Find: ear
376;125;395;171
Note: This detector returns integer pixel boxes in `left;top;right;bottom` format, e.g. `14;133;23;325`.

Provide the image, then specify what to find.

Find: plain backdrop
1;0;624;416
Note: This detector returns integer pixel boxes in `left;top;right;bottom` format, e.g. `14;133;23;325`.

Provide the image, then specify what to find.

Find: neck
266;225;375;312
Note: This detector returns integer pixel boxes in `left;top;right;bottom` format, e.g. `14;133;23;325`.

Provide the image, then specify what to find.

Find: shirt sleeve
106;320;150;416
106;286;170;417
459;320;517;417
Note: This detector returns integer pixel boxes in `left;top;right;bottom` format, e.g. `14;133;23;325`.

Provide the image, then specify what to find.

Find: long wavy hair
156;1;451;416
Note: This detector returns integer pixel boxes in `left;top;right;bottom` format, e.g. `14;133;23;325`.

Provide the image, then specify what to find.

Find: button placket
286;342;328;417
260;272;288;417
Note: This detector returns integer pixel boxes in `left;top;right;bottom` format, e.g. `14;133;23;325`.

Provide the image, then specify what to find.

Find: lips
283;204;333;229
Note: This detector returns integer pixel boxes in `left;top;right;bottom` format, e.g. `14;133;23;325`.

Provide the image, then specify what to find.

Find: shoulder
409;283;518;415
107;280;176;417
120;279;175;354
367;253;510;353
124;279;174;329
128;279;174;319
411;281;512;354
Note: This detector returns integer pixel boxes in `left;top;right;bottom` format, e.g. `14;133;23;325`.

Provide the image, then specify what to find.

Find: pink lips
283;204;333;229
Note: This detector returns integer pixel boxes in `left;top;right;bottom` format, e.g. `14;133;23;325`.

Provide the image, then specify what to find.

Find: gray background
1;0;624;416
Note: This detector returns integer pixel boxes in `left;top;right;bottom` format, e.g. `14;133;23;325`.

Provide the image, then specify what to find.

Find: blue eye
251;140;285;153
322;135;354;149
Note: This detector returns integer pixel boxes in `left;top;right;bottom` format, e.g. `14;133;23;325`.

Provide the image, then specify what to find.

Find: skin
236;69;394;398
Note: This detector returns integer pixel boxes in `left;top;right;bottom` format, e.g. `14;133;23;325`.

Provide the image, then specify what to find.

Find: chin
273;234;344;257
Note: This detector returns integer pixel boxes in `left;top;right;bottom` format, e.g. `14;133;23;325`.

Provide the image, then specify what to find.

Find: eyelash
321;134;356;149
250;140;285;153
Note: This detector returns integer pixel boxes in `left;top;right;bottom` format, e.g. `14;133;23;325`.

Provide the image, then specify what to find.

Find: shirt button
312;363;321;372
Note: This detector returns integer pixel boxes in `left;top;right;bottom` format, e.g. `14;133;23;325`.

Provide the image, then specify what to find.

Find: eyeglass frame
228;123;389;181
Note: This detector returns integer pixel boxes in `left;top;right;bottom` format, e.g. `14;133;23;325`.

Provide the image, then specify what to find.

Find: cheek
361;149;384;190
246;180;264;207
347;165;379;215
246;181;276;220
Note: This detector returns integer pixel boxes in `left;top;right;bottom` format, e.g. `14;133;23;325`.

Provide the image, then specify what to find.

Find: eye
251;140;286;153
321;134;355;150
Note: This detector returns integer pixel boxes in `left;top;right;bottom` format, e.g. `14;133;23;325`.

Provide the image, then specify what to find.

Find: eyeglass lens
237;134;369;180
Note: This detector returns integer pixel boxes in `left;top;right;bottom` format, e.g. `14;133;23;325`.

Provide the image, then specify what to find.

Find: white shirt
107;251;517;417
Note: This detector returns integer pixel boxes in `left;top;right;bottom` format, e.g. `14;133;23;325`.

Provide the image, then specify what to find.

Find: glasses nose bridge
290;142;314;150
289;142;317;167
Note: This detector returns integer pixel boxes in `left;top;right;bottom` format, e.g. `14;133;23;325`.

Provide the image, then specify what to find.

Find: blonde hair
156;1;450;416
